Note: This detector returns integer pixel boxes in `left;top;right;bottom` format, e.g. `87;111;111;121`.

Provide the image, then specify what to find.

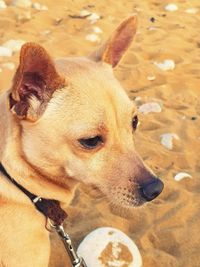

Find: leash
0;163;87;267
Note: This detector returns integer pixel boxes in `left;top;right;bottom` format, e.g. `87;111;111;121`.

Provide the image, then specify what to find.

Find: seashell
147;75;156;81
1;62;15;70
154;59;175;71
3;39;25;53
77;227;142;267
86;34;100;43
92;26;103;34
185;8;199;14
138;102;162;114
32;2;48;11
87;12;100;23
160;133;179;150
0;0;7;9
164;3;178;12
12;0;32;8
0;46;12;57
174;172;192;181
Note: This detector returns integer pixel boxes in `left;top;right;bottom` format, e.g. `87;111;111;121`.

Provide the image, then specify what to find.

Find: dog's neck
0;92;77;204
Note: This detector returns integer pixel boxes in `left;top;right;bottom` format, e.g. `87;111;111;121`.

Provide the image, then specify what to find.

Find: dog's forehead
55;57;133;106
44;57;136;134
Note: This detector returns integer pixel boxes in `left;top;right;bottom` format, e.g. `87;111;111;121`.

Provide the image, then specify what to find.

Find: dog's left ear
89;16;137;68
9;43;65;121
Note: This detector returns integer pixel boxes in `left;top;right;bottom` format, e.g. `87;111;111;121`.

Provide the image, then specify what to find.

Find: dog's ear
9;43;65;121
89;16;137;68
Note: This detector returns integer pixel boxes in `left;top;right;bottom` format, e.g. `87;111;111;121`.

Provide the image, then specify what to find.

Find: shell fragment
174;172;192;181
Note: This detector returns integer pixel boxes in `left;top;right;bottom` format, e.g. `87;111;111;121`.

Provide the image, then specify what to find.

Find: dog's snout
140;178;164;201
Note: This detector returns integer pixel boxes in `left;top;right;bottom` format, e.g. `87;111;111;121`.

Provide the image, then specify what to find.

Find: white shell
154;59;175;71
174;172;192;181
77;227;142;267
3;39;25;53
164;4;178;12
32;2;48;11
86;34;100;43
80;9;91;17
0;0;7;9
92;26;103;34
12;0;32;8
185;8;199;14
87;12;100;24
138;102;162;114
1;62;15;70
160;133;179;150
147;75;156;81
0;46;12;57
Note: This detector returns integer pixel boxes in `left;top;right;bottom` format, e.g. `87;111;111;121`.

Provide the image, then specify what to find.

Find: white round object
77;227;142;267
164;4;178;12
174;172;192;181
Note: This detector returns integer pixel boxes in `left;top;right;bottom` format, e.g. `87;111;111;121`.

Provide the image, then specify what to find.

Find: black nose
140;178;164;201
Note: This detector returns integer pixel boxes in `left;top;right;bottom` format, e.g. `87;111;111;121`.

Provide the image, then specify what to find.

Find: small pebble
86;34;100;43
174;172;192;181
150;17;155;23
160;133;179;150
154;59;175;71
77;227;142;267
12;0;32;8
185;8;199;14
0;46;12;57
164;3;178;12
3;39;25;53
0;0;7;9
32;2;48;11
191;116;197;121
138;102;162;114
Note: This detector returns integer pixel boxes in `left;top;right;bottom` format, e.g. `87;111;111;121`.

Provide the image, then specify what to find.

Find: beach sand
0;0;200;266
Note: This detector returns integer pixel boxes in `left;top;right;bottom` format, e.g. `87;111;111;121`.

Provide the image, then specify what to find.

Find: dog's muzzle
140;178;164;201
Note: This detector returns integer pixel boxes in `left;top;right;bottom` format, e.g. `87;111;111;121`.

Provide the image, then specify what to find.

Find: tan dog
0;16;163;267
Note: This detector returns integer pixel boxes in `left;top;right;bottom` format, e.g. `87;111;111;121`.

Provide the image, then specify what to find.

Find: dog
0;16;163;267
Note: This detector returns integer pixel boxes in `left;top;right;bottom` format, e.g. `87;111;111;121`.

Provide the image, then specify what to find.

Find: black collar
0;163;67;225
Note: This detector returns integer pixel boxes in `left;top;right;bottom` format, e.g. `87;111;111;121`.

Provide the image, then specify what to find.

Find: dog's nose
140;178;164;201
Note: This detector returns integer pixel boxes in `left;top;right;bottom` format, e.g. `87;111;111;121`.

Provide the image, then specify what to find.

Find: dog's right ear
9;43;65;121
89;16;137;68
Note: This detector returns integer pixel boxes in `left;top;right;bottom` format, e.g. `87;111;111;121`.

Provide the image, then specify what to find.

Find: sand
0;0;200;266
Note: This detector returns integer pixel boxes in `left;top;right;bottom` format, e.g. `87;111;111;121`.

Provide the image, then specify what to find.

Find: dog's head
8;16;163;207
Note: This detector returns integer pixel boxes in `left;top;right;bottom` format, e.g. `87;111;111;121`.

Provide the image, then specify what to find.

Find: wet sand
0;0;200;266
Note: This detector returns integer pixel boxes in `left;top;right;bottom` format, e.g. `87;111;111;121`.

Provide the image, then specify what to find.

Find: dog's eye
132;115;138;130
79;136;103;149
